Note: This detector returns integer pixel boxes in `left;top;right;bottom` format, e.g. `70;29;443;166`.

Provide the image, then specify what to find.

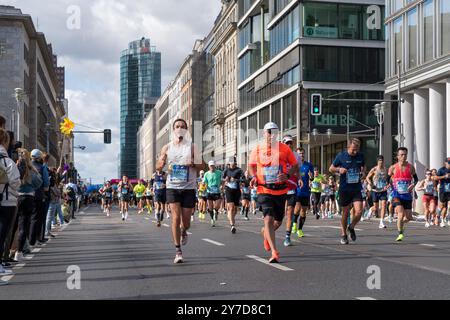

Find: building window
423;0;434;63
407;8;418;69
269;4;300;58
441;0;450;55
283;92;297;131
393;17;403;74
393;0;403;14
304;3;338;39
271;100;281;128
259;106;270;130
339;5;361;40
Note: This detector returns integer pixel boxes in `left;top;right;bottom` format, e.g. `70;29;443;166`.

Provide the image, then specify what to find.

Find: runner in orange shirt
249;122;299;263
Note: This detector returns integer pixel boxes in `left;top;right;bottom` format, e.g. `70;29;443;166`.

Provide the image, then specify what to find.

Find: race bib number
227;181;239;189
312;181;320;190
263;166;280;184
122;189;128;195
136;193;143;198
155;181;164;189
287;189;295;195
445;183;450;193
105;192;111;198
396;181;409;195
146;191;152;196
347;168;360;184
209;186;220;194
376;179;387;190
170;165;189;183
425;183;434;195
242;187;250;194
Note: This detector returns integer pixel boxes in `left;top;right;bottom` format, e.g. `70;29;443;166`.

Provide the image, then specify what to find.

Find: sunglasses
426;173;432;176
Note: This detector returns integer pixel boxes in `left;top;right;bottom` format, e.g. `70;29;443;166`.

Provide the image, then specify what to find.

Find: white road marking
247;255;294;271
32;248;42;253
420;244;436;248
145;218;150;220
13;264;26;270
356;297;376;300
307;226;364;231
1;275;14;282
25;255;34;260
162;224;170;228
202;239;225;246
187;232;193;235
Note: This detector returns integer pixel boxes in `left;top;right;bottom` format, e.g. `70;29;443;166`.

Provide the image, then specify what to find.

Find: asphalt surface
1;204;450;300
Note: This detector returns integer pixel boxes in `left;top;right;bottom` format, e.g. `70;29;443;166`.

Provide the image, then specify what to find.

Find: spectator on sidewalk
30;149;49;246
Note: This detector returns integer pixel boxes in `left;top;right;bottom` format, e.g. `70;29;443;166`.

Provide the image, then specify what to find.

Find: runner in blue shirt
329;138;366;245
434;157;450;227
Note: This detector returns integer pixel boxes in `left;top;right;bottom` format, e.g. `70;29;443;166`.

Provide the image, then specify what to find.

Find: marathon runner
292;147;314;239
156;119;202;264
434;158;450;227
416;169;438;228
366;155;389;228
320;176;334;219
240;171;252;221
118;176;131;221
329;138;366;245
197;171;207;220
249;122;298;263
133;180;146;214
102;181;113;217
99;185;106;213
281;135;301;247
152;169;167;226
204;160;223;227
310;168;326;220
388;147;418;241
223;158;244;234
144;181;153;215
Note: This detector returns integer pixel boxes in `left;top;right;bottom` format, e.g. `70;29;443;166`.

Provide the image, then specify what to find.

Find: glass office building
385;0;450;176
237;0;385;171
120;38;161;178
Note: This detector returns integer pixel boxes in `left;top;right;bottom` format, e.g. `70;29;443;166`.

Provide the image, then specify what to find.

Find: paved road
1;205;450;300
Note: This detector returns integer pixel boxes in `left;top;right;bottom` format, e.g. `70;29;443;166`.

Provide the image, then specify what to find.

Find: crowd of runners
95;119;450;265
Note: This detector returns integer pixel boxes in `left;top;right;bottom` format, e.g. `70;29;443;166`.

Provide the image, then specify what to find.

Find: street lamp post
313;128;332;174
45;122;51;154
374;103;387;156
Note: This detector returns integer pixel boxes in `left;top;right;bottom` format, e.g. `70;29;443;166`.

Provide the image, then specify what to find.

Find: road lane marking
356;297;376;300
13;264;25;270
202;239;225;246
25;255;34;260
1;275;14;282
32;248;42;253
247;255;294;271
187;232;193;235
419;244;436;248
162;224;170;228
307;226;364;231
145;218;150;220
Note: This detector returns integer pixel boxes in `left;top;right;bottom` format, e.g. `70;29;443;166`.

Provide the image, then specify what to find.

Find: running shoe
396;234;404;242
244;217;250;221
211;218;216;227
157;221;161;227
440;221;447;228
297;229;304;238
425;222;430;228
340;235;349;245
283;237;291;247
231;226;237;234
181;230;188;246
379;222;386;229
269;251;280;263
291;223;298;234
174;253;184;264
388;216;393;224
348;226;357;241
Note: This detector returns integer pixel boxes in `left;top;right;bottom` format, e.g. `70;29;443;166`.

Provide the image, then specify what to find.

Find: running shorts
286;194;297;208
372;191;388;203
207;193;222;201
338;189;363;207
155;191;166;204
225;188;241;206
311;192;321;205
296;196;310;208
422;195;437;206
166;189;196;209
392;197;413;210
258;194;287;222
439;192;450;204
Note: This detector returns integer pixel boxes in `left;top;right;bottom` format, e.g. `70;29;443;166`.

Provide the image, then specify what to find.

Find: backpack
0;155;9;205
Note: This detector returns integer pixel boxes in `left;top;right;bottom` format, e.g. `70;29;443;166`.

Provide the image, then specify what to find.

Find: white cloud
5;0;222;184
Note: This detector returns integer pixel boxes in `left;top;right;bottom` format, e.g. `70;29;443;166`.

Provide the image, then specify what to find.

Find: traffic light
104;129;111;144
311;93;322;116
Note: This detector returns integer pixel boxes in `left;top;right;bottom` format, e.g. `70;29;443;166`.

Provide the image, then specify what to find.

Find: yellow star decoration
60;118;75;136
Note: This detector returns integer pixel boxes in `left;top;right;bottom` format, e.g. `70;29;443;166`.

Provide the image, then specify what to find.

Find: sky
5;0;222;184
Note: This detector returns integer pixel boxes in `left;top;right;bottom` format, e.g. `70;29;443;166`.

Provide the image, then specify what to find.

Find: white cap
208;160;216;166
283;135;293;144
31;149;42;159
263;122;279;131
200;170;205;175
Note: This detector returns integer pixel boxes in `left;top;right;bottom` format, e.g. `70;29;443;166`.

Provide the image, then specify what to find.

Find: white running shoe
379;222;386;229
121;213;125;221
14;252;24;262
174;253;184;264
425;222;430;228
191;216;194;222
440;221;446;228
